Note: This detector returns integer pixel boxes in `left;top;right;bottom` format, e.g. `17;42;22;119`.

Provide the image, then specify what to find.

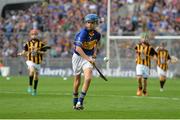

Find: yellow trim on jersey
82;40;97;50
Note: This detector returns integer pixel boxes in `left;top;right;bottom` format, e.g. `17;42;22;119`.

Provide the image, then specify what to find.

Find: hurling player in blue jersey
72;14;101;110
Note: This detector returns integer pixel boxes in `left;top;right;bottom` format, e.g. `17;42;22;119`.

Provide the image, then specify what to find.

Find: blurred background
0;0;179;77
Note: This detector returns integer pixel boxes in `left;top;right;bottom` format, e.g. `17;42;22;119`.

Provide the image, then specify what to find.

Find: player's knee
74;79;80;86
160;76;166;81
137;76;142;81
33;72;39;80
29;67;35;74
34;73;38;79
85;78;91;84
34;75;38;80
29;71;34;76
74;75;81;82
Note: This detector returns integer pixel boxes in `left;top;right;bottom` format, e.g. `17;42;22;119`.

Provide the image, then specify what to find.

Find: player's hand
17;51;25;56
92;55;96;59
155;46;160;51
37;51;45;55
171;56;178;64
88;57;95;65
17;52;22;56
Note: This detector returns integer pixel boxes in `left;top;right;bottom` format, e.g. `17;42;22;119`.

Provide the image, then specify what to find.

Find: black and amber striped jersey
156;48;171;71
24;39;45;64
135;43;157;68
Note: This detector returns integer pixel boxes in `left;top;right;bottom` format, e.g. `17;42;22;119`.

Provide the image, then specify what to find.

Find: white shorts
157;66;166;77
72;53;93;75
26;61;41;71
136;64;150;78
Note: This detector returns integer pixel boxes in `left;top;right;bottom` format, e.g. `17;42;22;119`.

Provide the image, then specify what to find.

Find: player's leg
72;53;83;109
142;65;149;96
136;64;143;96
76;68;92;109
143;78;148;96
73;74;81;109
159;75;166;92
136;76;143;96
32;69;38;96
76;60;93;109
28;67;34;93
26;61;34;93
157;66;167;91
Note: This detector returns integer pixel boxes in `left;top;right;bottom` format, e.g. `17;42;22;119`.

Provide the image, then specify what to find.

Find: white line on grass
0;91;180;101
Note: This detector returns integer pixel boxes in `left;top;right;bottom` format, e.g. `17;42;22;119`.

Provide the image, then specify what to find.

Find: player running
72;14;101;110
18;29;46;96
156;42;172;92
135;32;157;96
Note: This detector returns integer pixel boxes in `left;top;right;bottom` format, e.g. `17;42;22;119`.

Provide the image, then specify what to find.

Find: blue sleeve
74;30;87;47
98;33;101;41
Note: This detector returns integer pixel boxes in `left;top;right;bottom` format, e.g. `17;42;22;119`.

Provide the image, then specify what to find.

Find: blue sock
73;93;78;106
73;98;78;106
78;92;86;105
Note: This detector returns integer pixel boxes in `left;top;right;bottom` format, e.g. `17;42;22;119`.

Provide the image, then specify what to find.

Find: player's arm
150;47;157;60
155;46;160;52
167;52;178;64
92;44;97;59
37;50;46;55
17;43;28;56
17;51;25;56
74;31;95;64
167;53;171;64
134;44;140;57
134;45;139;53
37;43;46;55
75;41;94;63
93;33;101;59
75;46;93;63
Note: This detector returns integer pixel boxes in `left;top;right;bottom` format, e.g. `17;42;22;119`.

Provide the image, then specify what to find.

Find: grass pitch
0;76;180;119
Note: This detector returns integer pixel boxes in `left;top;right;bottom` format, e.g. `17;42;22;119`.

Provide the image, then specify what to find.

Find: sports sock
143;90;146;94
34;80;38;90
78;91;86;105
139;87;142;90
160;81;165;88
73;93;78;106
29;76;33;86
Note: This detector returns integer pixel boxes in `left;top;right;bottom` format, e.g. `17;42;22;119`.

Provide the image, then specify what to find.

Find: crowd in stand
0;0;179;61
111;0;179;36
0;0;107;59
110;0;180;59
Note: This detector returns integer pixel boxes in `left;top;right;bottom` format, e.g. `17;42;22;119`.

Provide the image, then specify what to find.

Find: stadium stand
110;0;179;36
0;0;107;59
0;0;179;76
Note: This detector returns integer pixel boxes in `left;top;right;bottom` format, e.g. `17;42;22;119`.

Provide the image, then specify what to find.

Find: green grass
0;76;180;119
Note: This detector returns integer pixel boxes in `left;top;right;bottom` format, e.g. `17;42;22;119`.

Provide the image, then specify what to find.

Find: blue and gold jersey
74;28;101;56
